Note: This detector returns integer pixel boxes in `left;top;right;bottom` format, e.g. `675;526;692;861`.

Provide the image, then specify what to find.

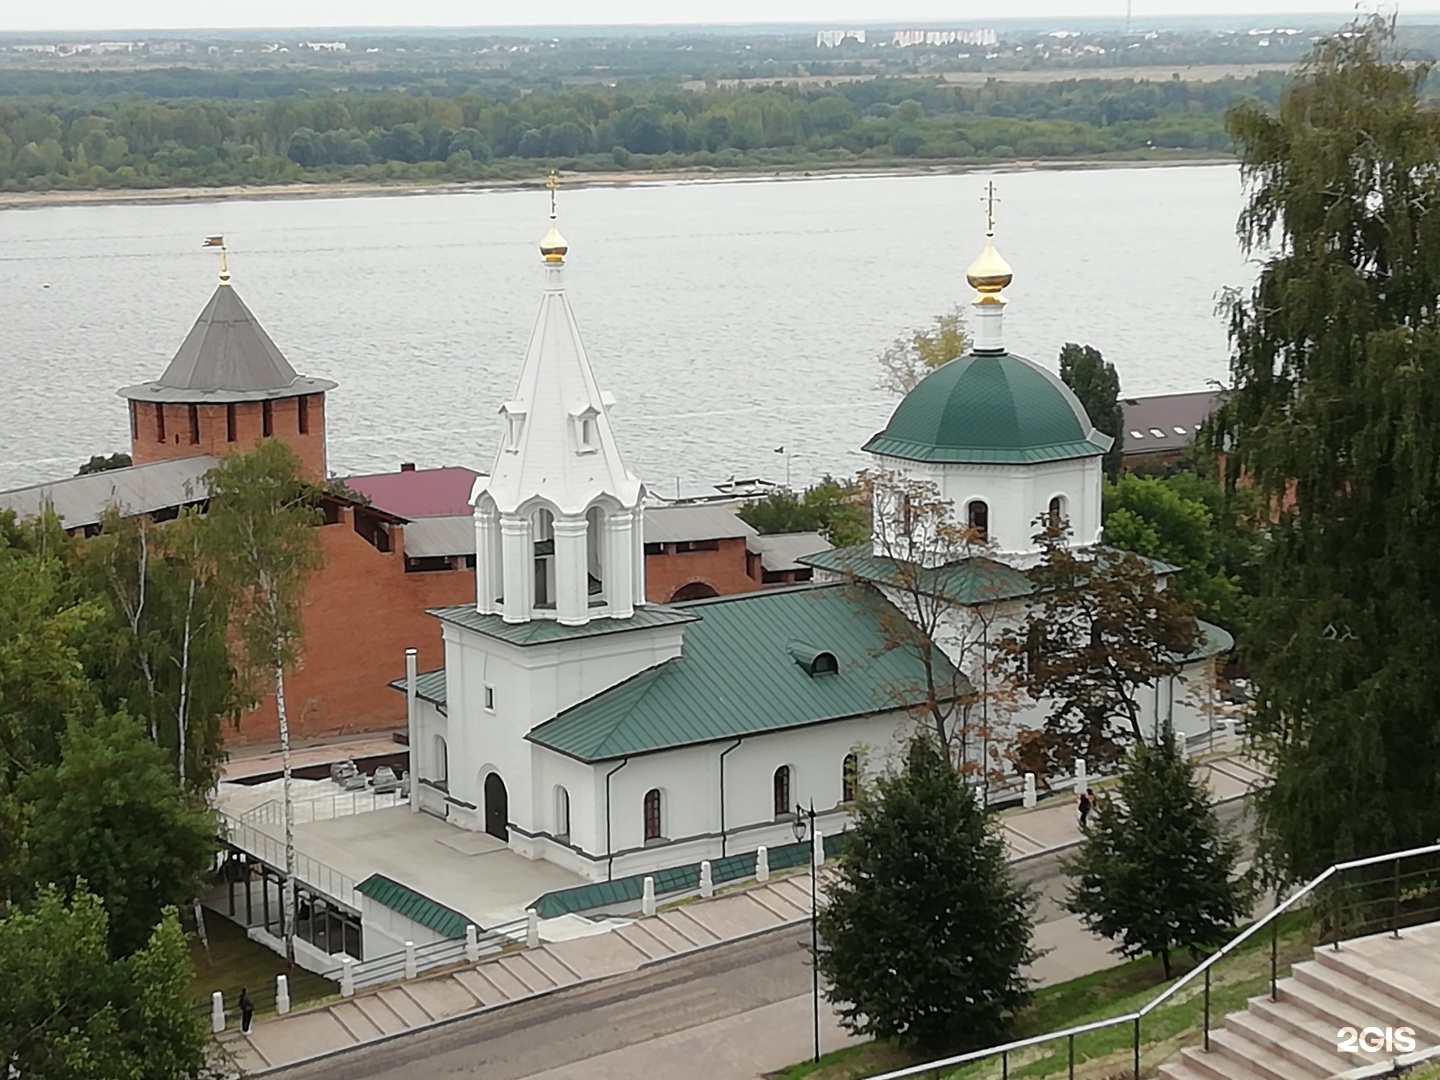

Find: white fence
221;814;360;910
323;916;531;991
240;789;405;829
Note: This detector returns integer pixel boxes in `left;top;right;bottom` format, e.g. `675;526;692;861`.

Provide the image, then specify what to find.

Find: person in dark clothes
239;988;254;1034
1077;789;1092;829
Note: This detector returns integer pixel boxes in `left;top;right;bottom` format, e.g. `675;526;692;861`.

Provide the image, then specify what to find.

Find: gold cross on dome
982;180;1000;233
547;169;559;216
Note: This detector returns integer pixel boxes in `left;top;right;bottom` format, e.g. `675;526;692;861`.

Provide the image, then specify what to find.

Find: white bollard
275;974;291;1016
526;910;539;949
974;783;986;809
1075;758;1087;794
756;846;770;882
642;876;656;916
211;990;226;1034
404;940;417;980
699;861;713;898
341;957;355;998
1023;772;1037;808
813;828;825;868
465;924;479;963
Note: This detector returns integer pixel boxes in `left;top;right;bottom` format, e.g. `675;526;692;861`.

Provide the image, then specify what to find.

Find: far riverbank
0;153;1233;212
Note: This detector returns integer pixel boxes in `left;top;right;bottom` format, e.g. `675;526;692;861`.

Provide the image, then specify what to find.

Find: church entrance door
484;773;509;841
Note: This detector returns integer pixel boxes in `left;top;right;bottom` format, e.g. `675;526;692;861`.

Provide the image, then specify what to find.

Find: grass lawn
771;912;1319;1080
188;912;336;1017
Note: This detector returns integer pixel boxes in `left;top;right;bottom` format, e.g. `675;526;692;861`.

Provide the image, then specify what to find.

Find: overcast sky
1;0;1397;33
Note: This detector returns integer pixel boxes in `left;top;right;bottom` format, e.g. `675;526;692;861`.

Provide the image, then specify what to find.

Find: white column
500;515;532;623
699;861;713;898
275;974;291;1015
465;924;479;963
971;298;1006;353
406;648;420;814
642;876;656;916
1023;772;1037;808
554;516;589;626
756;846;769;882
341;957;355;997
632;501;647;606
526;910;540;949
404;941;417;980
210;991;226;1033
606;509;635;619
813;829;825;868
475;505;498;614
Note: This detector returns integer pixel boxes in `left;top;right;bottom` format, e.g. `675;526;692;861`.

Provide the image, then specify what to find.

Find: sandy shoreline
0;156;1233;212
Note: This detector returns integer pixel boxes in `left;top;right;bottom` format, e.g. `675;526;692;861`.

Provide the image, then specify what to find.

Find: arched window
773;766;792;819
842;753;859;804
432;735;448;786
643;788;663;842
533;508;555;608
966;500;989;541
554;786;570;841
585;505;606;602
1048;495;1067;531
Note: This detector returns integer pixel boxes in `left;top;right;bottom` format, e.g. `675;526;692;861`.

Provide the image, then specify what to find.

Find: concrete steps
1159;923;1440;1080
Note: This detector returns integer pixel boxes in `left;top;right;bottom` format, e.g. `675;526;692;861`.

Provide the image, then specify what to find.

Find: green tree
0;888;217;1080
816;737;1037;1051
875;304;971;395
75;452;132;476
1218;16;1440;884
200;441;323;960
994;520;1201;773
21;712;219;957
1059;343;1124;480
738;476;870;546
1064;731;1250;978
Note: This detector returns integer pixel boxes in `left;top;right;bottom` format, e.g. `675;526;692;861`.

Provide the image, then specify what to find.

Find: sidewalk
217;748;1267;1076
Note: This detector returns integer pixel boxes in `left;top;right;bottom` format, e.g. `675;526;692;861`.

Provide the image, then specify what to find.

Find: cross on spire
547;169;559;217
982;181;1000;235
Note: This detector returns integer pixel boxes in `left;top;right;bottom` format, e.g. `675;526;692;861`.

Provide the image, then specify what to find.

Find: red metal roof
343;466;483;519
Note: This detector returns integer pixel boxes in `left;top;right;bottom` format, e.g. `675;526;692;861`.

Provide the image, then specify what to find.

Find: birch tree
200;441;323;961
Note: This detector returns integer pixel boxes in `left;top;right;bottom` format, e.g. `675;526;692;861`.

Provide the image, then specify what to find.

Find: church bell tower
470;175;647;626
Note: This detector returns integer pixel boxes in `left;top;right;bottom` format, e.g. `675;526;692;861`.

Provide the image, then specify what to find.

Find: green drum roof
864;352;1113;465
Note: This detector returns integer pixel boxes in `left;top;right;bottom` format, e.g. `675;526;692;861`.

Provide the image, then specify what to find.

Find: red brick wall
644;536;761;603
230;511;473;747
129;394;328;482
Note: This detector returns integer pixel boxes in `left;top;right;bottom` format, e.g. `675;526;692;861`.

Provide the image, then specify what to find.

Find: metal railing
322;916;530;991
239;789;405;829
863;840;1440;1080
221;814;360;910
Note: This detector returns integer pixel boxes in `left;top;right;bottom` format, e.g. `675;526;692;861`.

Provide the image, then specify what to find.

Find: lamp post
792;799;820;1064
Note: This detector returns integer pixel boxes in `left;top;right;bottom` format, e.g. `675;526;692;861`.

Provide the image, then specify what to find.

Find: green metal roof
387;668;448;708
527;583;968;762
1190;619;1236;662
429;604;698;647
864;352;1113;465
355;874;471;938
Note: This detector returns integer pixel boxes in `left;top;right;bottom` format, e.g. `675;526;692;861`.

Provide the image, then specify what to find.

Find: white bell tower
471;173;647;626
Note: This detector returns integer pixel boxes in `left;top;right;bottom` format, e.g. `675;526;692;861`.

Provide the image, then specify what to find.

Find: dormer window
788;641;839;677
500;403;526;452
571;406;600;454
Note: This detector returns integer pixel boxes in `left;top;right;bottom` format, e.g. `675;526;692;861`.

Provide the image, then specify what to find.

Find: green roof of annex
864;351;1114;465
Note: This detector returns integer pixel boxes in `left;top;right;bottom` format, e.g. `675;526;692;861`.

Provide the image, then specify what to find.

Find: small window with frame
484;685;496;712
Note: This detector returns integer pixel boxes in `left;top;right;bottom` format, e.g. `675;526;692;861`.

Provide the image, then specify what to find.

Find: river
0;165;1252;494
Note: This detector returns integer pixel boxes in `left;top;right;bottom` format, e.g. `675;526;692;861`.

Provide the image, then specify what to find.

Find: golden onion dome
966;232;1013;303
539;216;568;263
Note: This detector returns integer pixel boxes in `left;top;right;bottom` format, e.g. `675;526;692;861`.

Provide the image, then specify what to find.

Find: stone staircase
1160;922;1440;1080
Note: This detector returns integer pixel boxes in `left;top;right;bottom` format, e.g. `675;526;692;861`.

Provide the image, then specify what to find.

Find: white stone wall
359;894;450;959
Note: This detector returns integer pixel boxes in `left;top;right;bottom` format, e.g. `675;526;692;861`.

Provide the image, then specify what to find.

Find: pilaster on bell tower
471;173;647;627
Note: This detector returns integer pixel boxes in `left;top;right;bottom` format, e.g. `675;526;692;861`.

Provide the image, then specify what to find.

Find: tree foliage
1064;731;1250;978
738;475;870;546
76;452;133;476
874;304;971;396
815;737;1037;1052
995;521;1201;775
1217;16;1440;883
1059;342;1124;480
0;888;218;1080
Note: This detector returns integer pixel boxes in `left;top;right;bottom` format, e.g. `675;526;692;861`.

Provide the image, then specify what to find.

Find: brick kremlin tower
118;240;337;481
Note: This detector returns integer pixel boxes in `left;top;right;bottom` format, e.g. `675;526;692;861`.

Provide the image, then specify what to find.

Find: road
272;796;1253;1080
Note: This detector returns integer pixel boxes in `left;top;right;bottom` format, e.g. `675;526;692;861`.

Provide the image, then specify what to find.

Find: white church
400;191;1232;885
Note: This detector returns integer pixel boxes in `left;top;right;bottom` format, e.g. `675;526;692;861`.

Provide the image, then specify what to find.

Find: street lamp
792;799;820;1064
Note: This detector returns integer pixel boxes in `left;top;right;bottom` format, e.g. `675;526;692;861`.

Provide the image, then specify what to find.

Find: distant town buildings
892;29;998;48
815;30;866;48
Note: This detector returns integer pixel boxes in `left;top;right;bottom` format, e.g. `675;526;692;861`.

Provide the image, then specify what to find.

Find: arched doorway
670;581;719;602
483;772;509;841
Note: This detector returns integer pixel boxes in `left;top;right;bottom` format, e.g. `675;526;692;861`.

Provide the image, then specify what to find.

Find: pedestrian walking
239;987;254;1035
1077;789;1092;830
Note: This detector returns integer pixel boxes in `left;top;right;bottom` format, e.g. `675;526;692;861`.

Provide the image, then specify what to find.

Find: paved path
222;749;1265;1077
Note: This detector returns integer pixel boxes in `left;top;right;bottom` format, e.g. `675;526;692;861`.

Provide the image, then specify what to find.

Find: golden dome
540;216;568;263
966;232;1013;304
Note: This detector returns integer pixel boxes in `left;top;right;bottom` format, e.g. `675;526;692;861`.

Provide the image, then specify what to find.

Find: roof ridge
528;657;681;759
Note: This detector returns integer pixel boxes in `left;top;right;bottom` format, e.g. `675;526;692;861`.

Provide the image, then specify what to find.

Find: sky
0;0;1403;33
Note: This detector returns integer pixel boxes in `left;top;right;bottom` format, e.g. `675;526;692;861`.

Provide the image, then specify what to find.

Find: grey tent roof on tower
118;284;336;404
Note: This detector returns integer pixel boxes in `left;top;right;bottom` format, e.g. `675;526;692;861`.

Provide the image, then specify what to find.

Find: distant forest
0;72;1288;192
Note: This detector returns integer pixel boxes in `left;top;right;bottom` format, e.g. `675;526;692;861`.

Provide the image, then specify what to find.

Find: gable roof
355;874;471;937
429;603;698;647
0;455;217;531
119;284;336;404
345;466;484;519
1122;390;1222;457
527;583;967;762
